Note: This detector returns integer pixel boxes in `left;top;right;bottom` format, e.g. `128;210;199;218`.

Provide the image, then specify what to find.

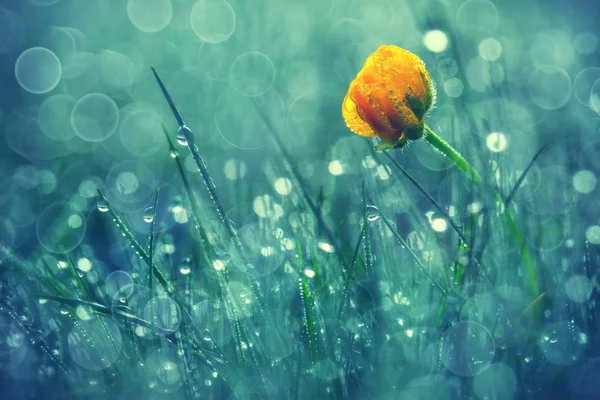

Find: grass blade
147;188;160;290
253;97;349;275
150;66;184;126
96;189;171;294
161;123;212;258
378;148;468;244
422;126;539;300
505;144;548;205
376;205;448;296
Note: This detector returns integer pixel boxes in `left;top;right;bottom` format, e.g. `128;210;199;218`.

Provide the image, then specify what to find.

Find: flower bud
342;45;435;149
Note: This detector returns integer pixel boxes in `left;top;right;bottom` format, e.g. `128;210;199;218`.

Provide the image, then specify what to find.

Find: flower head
342;45;435;149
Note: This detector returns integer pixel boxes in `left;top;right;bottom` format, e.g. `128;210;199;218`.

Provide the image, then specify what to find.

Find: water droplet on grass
176;125;191;146
97;196;109;212
366;205;380;222
143;207;154;223
179;257;191;275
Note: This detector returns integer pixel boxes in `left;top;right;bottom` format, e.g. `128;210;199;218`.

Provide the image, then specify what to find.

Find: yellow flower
342;45;435;149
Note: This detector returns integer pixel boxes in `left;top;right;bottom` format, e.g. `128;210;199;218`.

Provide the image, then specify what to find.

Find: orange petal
342;91;376;138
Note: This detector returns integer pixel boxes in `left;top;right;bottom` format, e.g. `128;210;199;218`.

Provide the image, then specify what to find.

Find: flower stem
424;125;484;187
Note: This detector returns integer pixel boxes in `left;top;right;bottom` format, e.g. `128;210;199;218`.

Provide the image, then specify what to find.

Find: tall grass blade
147;189;160;290
378;148;468;244
505;144;548;205
96;189;170;294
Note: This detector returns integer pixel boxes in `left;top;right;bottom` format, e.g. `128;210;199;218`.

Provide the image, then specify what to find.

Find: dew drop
366;205;380;222
97;196;109;212
176;125;191;146
59;305;69;315
143;207;154;223
179;257;191;275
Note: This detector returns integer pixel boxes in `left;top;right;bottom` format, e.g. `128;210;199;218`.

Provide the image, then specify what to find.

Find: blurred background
1;0;600;398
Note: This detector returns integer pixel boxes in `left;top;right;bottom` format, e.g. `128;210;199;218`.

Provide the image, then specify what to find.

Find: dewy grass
0;38;565;399
424;125;540;300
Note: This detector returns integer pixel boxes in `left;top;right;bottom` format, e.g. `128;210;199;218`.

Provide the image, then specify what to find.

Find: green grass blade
161;123;212;259
378;148;468;244
96;189;171;294
423;125;539;300
253;97;349;275
361;181;373;271
147;188;160;291
377;207;448;296
295;231;318;364
505;144;548;205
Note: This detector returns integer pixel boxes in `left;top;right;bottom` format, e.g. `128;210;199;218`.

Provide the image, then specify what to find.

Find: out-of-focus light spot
574;32;598;55
405;329;414;338
15;47;61;94
478;38;502;61
586;225;600;244
68;214;82;229
431;218;448;232
467;57;504;92
79;180;97;198
397;318;404;326
456;0;499;34
230;52;275;97
253;195;284;220
573;67;600;106
172;205;188;223
362;156;377;169
274;177;292;195
328;160;344;175
135;326;147;337
527;66;572;110
565;275;593;303
448;206;456;217
190;0;236;44
281;238;294;250
591;78;600;114
376;165;390;180
318;242;334;253
486;132;508;152
437;58;458;78
77;257;92;272
260;247;274;257
444;78;464;97
127;0;173;33
468;202;483;214
213;259;225;271
57;260;68;269
304;269;315;278
424;30;448;53
161;243;175;254
224;159;247;180
75;305;94;321
116;171;139;195
71;93;119;143
573;170;597;193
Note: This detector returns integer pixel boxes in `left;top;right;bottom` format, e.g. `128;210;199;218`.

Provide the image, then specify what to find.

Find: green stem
423;125;539;299
424;125;484;187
